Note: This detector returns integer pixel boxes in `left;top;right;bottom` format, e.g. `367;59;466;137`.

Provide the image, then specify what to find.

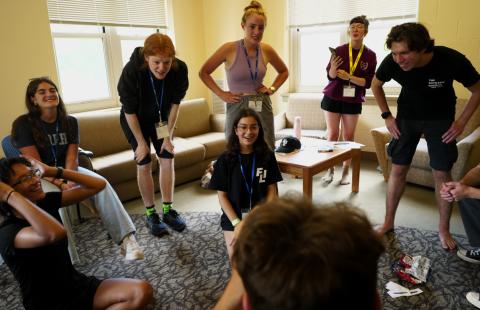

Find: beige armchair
371;99;480;188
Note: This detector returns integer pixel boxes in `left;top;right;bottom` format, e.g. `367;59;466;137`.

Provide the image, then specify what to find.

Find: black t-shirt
375;46;480;120
209;151;283;231
0;192;100;310
12;114;79;167
118;47;189;132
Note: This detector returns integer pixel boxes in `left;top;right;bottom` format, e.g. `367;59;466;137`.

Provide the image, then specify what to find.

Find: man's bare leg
433;169;456;250
376;164;409;235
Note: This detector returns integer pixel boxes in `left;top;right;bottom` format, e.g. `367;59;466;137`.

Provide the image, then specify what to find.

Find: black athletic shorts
387;119;458;171
321;96;362;115
120;116;174;165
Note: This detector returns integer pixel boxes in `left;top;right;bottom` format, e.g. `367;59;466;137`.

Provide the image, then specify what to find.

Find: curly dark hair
386;22;434;52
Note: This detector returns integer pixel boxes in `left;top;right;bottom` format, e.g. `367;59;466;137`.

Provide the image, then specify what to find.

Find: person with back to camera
0;156;153;310
371;22;480;251
321;15;377;185
11;77;143;261
213;196;385;310
209;108;283;259
118;33;189;237
199;0;288;149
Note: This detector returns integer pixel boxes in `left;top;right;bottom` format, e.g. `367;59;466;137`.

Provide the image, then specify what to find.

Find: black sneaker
163;209;186;232
457;248;480;264
145;212;168;236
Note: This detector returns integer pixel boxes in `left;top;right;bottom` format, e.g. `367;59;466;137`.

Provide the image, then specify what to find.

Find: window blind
289;0;418;27
47;0;168;28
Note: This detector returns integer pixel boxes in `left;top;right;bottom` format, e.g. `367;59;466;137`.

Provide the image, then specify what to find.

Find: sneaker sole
120;248;145;261
466;292;480;308
457;251;480;264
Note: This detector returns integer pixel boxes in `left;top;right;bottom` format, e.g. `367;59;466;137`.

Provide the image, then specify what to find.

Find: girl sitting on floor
209;108;283;258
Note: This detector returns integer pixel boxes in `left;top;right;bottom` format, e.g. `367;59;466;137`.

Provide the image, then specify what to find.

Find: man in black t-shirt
371;23;480;251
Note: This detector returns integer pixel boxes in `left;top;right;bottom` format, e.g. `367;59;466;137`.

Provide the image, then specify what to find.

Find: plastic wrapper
391;253;430;285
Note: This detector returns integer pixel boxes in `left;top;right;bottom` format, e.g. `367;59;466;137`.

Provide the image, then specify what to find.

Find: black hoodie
118;47;188;133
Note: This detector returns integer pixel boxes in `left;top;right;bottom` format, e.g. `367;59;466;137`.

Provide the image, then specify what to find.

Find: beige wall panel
171;0;208;101
0;1;58;157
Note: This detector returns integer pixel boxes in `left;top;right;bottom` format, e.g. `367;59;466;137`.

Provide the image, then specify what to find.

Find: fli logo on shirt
48;133;68;145
360;61;369;71
256;168;267;183
428;79;445;89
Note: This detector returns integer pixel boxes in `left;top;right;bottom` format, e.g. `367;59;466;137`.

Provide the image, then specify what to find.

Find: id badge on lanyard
344;42;364;98
248;95;263;112
155;120;169;139
343;85;355;97
239;154;256;220
149;71;169;138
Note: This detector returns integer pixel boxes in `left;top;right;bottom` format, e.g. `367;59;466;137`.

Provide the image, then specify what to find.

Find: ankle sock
163;202;172;214
146;205;156;216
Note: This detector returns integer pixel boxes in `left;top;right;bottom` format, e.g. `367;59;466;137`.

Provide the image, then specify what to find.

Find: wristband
55;167;64;179
6;190;16;203
231;218;241;227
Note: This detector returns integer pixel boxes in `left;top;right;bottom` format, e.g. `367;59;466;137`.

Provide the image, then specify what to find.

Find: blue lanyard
148;71;165;122
238;153;256;210
241;40;259;84
41;119;59;167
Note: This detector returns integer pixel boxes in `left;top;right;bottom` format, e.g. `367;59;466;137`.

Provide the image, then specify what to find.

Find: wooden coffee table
275;140;362;199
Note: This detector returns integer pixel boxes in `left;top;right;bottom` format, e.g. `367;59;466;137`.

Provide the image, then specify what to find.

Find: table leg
351;149;361;193
303;168;313;199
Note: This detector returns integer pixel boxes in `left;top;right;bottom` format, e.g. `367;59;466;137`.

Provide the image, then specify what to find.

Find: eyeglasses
349;24;365;30
236;124;259;132
12;169;41;187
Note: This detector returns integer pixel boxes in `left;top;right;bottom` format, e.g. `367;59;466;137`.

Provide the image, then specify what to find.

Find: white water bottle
294;116;302;139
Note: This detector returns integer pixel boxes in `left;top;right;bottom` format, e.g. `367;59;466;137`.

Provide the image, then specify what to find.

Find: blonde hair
241;1;266;24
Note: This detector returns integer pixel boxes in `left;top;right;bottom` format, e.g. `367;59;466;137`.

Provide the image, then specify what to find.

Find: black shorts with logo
387;119;458;171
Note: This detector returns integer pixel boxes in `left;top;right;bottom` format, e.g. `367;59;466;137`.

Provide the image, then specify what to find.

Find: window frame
289;16;417;96
48;0;174;112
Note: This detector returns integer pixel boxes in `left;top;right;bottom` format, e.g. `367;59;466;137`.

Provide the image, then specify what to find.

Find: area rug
1;212;479;309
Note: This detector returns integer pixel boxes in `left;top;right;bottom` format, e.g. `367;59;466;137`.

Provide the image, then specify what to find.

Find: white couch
274;93;327;140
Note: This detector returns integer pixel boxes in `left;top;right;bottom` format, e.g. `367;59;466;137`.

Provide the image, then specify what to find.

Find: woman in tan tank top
199;1;288;148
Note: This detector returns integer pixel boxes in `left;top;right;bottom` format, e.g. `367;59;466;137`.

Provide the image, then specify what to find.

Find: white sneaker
467;292;480;308
120;234;144;261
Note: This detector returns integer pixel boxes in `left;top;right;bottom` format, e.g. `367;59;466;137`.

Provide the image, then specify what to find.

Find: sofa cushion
75;109;130;157
173;137;206;169
91;150;158;184
409;139;430;169
175;99;210;138
286;93;326;130
186;132;226;158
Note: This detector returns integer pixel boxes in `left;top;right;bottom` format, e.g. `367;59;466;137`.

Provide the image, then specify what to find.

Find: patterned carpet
1;212;479;309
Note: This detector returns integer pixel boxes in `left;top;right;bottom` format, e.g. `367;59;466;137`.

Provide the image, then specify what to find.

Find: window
47;0;170;107
289;0;418;95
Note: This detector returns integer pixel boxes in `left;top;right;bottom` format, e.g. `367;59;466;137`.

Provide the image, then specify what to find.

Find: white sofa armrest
274;112;287;131
453;127;480;181
370;126;392;181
